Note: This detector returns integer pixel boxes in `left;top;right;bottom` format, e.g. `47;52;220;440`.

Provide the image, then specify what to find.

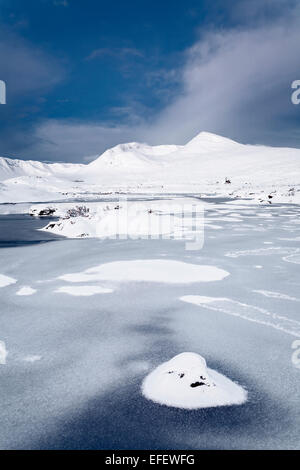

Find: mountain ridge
0;131;299;204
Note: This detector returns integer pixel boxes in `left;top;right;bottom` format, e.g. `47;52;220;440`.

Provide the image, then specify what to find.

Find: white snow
0;274;17;288
142;352;247;409
225;246;296;258
253;290;300;302
55;285;113;296
16;286;37;296
1;131;300;204
0;341;8;365
181;295;300;337
22;355;42;363
36;198;205;241
283;253;300;265
59;260;229;284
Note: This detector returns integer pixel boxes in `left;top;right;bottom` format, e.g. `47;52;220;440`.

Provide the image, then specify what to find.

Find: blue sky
1;0;300;162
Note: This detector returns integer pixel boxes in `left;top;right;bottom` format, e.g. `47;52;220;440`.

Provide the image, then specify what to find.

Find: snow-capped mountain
0;156;84;180
0;132;299;203
84;131;300;188
88;142;181;171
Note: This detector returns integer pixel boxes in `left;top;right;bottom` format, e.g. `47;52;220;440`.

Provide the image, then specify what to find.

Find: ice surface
142;352;247;409
181;296;300;337
0;199;299;449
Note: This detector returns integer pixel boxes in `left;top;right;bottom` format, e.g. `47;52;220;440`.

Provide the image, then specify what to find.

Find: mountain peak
185;131;239;149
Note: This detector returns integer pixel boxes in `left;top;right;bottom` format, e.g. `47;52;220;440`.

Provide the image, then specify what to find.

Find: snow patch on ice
22;355;42;363
16;286;37;296
142;352;247;409
278;237;300;242
225;246;296;258
59;260;230;284
253;290;300;302
0;341;8;365
55;285;113;296
181;296;300;337
0;274;17;288
283;253;300;265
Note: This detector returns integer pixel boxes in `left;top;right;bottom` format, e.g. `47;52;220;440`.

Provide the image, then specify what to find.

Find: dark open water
0;214;63;247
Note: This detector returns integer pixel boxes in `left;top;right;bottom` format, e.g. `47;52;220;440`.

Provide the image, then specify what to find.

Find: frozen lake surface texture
0;195;299;450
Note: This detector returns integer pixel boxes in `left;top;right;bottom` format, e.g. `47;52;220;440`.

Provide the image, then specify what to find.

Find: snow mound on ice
0;274;17;288
0;341;8;365
142;352;247;409
59;260;229;284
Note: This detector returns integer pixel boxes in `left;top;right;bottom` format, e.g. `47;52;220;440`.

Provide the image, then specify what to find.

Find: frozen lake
0;199;299;449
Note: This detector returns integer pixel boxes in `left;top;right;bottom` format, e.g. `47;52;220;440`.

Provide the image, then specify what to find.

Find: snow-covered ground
0;197;299;449
0;131;299;204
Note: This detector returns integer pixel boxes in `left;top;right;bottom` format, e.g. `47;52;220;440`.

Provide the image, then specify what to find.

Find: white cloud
144;12;300;145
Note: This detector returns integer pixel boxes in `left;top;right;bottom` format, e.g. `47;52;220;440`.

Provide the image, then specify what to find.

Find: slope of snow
88;142;180;172
0;156;85;203
1;131;300;203
142;352;247;409
183;131;240;153
0;156;83;180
